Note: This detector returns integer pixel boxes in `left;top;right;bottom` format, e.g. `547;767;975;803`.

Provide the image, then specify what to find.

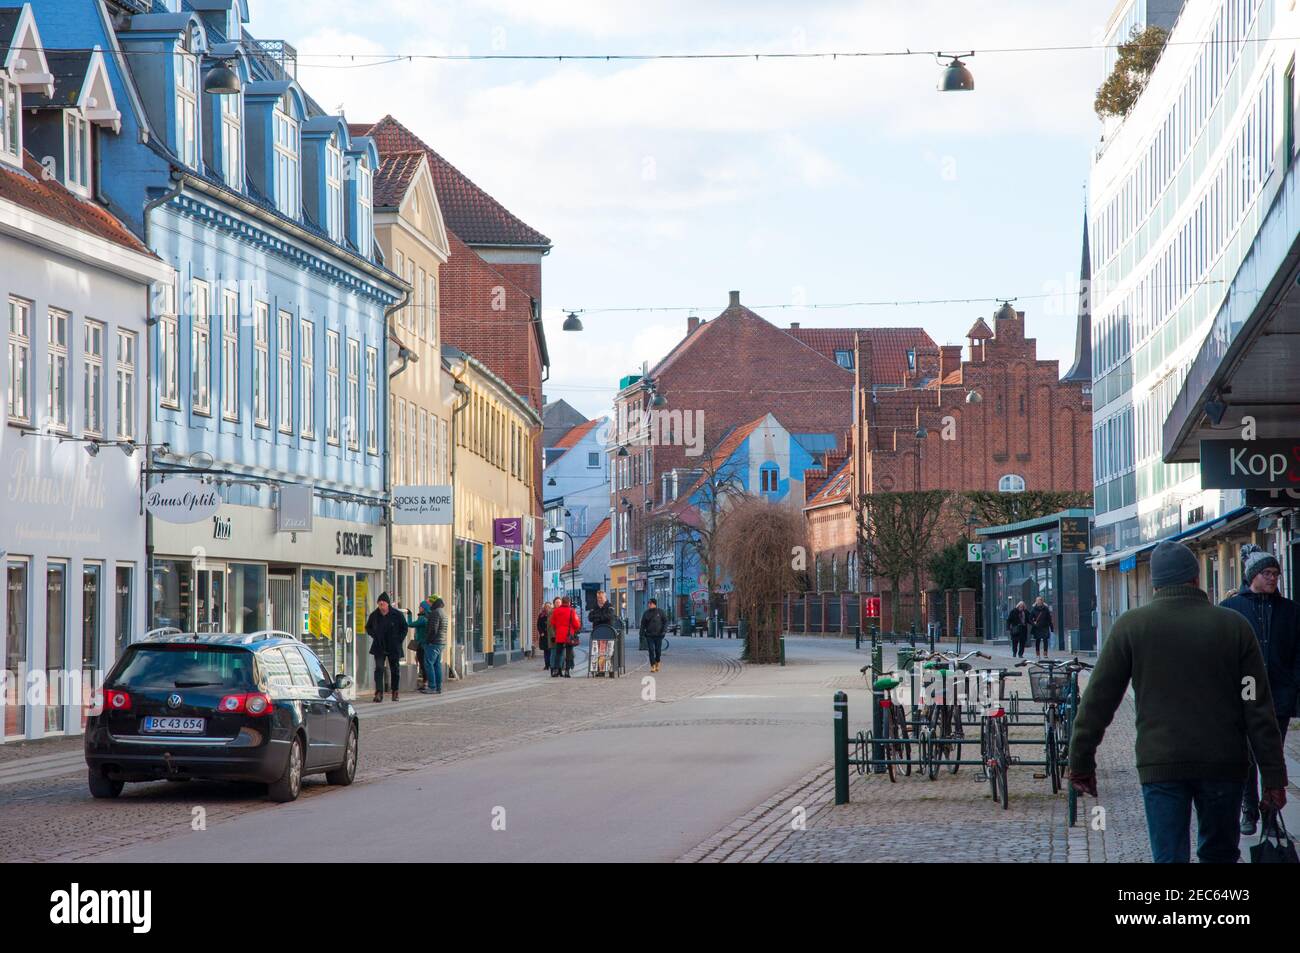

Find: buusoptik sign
1200;439;1300;489
144;478;222;524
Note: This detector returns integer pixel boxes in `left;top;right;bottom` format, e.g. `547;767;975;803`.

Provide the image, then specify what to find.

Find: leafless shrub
716;497;808;663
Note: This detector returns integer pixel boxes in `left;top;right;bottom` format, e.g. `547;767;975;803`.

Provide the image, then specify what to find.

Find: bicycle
1017;657;1093;805
860;664;913;782
970;666;1022;810
915;650;989;778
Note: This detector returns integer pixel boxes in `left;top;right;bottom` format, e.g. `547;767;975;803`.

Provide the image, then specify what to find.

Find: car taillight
105;690;132;711
218;692;272;716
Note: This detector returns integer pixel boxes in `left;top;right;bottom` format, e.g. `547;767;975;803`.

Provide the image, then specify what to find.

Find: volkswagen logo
166;693;183;709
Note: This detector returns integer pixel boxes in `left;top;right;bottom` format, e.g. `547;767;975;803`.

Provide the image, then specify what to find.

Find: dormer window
0;73;19;162
355;157;373;257
906;349;917;371
175;37;199;167
325;137;343;241
219;88;242;188
64;111;90;194
272;97;299;218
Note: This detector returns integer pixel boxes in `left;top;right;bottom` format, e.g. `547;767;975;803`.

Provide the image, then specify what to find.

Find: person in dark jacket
639;598;668;672
1006;602;1029;659
1028;597;1054;658
420;596;448;695
1068;540;1287;863
1220;549;1300;835
365;592;408;703
588;590;618;630
537;602;552;671
408;599;431;690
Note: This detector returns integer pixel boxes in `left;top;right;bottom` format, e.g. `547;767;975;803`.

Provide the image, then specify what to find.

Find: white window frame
158;284;179;409
396;397;406;484
220;89;242;189
191;279;210;415
64;111;91;195
276;310;293;433
115;329;136;441
416;266;426;339
47;308;69;431
253;302;269;428
365;346;378;454
299;318;314;438
427;274;437;342
325;330;340;445
998;473;1026;493
346;339;359;450
83;318;104;436
273;99;300;218
175;42;199;168
221;289;239;422
418;408;427;483
355;160;373;258
326;138;344;242
7;296;32;423
0;73;20;164
409;403;417;483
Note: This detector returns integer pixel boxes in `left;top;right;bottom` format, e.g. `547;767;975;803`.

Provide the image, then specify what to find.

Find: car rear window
112;646;255;690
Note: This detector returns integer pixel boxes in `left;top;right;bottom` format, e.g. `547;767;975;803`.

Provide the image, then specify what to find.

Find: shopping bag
1250;809;1300;864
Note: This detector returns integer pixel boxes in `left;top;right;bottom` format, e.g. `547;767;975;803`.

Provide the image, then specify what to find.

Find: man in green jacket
1068;539;1287;863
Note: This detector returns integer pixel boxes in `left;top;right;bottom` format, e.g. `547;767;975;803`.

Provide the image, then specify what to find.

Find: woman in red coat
549;597;582;678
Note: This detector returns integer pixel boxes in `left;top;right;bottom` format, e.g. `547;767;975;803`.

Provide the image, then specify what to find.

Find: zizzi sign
392;485;453;525
144;478;222;524
1200;439;1300;489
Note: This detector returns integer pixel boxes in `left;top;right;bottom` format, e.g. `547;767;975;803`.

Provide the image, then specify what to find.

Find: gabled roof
26;49;93;108
966;317;994;340
353;115;551;248
805;455;852;508
373;150;426;209
662;415;769;517
562;517;610;575
0;151;152;254
552;417;604;452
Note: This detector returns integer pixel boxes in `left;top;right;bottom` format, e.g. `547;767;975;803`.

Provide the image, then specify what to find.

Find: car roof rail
242;630;298;644
143;626;186;640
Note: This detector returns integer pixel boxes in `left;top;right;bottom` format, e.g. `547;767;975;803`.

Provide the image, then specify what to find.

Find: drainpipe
449;371;471;674
140;171;185;627
383;291;413;598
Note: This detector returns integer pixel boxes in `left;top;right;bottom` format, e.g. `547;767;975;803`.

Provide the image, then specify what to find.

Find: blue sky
253;0;1115;418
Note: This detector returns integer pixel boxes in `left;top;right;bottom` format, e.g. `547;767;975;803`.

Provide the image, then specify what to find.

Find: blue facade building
28;0;405;682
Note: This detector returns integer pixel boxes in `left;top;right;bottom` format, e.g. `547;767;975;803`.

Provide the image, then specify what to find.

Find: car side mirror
334;674;353;691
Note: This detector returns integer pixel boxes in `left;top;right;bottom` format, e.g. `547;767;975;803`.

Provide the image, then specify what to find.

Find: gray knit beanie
1150;540;1199;590
1244;550;1280;585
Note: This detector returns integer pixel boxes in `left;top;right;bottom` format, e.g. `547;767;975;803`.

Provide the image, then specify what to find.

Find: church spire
1062;211;1092;383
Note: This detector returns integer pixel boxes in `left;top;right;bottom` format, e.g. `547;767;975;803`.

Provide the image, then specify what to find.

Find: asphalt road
91;639;854;862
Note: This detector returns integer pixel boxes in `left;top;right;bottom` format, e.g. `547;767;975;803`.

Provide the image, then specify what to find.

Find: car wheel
88;769;123;799
326;724;358;786
268;735;303;803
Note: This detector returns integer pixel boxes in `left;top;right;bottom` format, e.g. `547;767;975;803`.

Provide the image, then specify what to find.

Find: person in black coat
1028;597;1054;658
1006;601;1029;659
365;591;408;703
1221;550;1300;834
588;591;618;631
639;598;668;672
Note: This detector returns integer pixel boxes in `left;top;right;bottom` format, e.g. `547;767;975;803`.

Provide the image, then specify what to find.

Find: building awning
1169;506;1253;545
1162;159;1300;463
1113;540;1159;573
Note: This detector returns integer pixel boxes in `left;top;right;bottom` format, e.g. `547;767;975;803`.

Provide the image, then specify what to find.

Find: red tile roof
562;517;610;574
789;326;938;386
372;149;426;209
552;417;603;452
0;152;151;255
353;115;550;248
806;454;852;508
966;317;994;340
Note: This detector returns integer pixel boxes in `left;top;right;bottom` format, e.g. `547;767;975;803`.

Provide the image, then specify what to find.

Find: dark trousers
414;643;428;683
540;641;551;669
1010;632;1027;657
646;636;663;665
1243;717;1289;819
551;643;573;673
1141;779;1244;863
1032;630;1050;652
373;655;401;694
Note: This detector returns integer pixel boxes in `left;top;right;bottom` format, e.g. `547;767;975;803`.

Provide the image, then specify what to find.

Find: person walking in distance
589;590;617;631
365;592;408;703
1028;596;1054;658
1068;540;1287;863
1006;601;1029;659
1221;549;1300;836
537;601;552;672
420;595;448;695
639;598;668;672
550;596;582;678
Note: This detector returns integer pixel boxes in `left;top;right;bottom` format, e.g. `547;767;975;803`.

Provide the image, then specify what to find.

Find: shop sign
1200;438;1300;489
144;478;221;524
336;532;374;557
493;517;523;548
1031;532;1051;555
277;484;314;532
393;485;453;525
1059;517;1090;553
1245;488;1300;506
212;516;232;540
966;543;982;563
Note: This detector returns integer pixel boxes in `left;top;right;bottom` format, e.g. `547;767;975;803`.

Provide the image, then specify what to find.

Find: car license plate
142;716;206;734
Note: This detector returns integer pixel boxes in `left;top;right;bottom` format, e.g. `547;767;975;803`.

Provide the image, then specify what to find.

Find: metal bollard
779;635;786;666
833;690;849;805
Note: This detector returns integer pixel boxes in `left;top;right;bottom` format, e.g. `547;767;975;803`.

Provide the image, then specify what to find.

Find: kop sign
1200;439;1300;489
144;478;222;524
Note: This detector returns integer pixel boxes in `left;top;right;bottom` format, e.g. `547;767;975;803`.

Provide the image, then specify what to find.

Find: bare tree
716;497;807;663
856;490;951;635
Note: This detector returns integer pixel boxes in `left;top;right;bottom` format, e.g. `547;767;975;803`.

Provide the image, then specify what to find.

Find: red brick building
354;115;551;621
803;302;1093;628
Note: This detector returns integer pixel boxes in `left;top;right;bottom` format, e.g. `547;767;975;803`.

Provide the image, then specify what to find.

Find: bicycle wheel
890;704;912;777
995;720;1010;810
948;705;964;775
878;713;896;783
1045;720;1060;794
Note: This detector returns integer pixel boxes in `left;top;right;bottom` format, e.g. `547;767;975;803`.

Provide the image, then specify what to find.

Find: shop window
114;565;133;658
46;563;67;732
227;563;267;634
80;565;101;728
151;559;194;632
5;560;28;737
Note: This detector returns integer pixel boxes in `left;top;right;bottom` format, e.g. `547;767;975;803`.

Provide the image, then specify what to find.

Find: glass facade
227;563;268;634
5;562;27;738
45;564;66;732
455;539;486;662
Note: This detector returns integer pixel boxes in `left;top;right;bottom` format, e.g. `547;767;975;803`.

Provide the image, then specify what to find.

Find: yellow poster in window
319;578;334;638
308;578;323;638
355;577;368;632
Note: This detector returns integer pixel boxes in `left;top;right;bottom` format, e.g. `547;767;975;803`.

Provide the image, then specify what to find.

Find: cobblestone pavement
0;636;743;862
680;645;1288;863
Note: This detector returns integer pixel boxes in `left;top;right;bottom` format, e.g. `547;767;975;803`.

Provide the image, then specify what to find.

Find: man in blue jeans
1068;540;1287;863
420;595;448;695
